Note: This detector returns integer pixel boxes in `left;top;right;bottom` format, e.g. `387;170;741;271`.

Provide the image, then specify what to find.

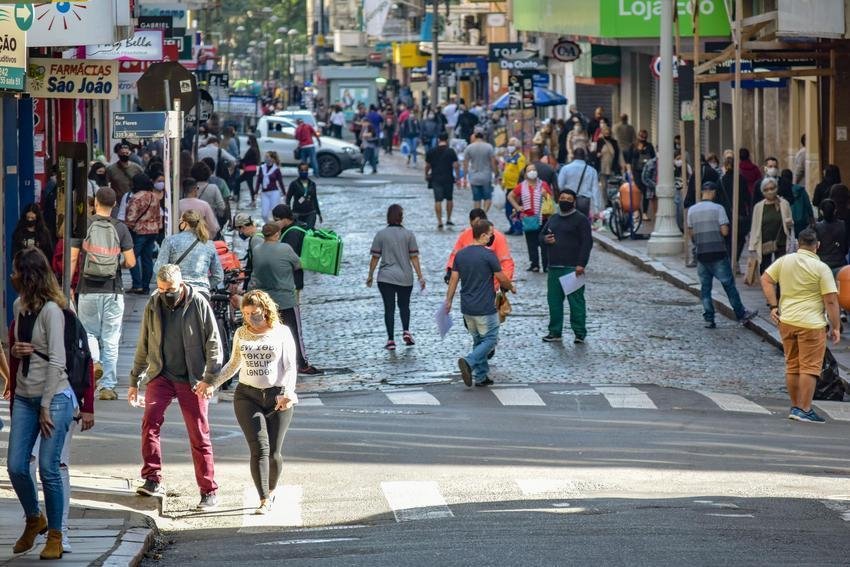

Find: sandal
385;340;396;351
402;331;415;346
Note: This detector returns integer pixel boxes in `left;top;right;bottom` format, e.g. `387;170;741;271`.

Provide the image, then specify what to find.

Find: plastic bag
400;140;410;156
492;187;506;210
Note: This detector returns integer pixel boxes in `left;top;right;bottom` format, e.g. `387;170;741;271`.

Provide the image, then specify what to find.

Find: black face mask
95;174;108;185
118;154;130;163
25;219;36;228
559;201;575;212
486;234;495;247
162;289;182;309
238;231;250;241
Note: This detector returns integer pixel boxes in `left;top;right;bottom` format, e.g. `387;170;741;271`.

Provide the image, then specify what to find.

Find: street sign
136;61;197;112
551;40;581;62
650;55;681;79
113;112;168;139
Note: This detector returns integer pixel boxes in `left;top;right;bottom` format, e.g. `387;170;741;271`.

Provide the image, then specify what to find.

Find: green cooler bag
301;229;343;275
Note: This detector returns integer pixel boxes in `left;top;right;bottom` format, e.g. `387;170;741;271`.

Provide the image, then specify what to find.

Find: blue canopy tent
490;87;568;110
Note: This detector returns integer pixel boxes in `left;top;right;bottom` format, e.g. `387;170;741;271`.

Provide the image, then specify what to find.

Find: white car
240;115;363;177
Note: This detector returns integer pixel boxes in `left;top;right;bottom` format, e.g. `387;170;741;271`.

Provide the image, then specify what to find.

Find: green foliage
212;0;308;60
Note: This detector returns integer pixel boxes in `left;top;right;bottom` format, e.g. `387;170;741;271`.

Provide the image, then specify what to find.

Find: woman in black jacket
813;164;842;209
285;162;323;229
815;199;847;274
11;204;54;261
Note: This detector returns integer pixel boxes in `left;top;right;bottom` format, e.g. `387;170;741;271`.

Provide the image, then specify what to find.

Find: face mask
507;145;516;154
25;219;36;227
486;234;495;247
559;200;575;212
162;289;181;309
118;154;130;162
265;158;273;166
249;311;266;327
763;189;778;199
526;171;538;181
238;230;250;241
674;160;683;168
708;161;718;169
299;171;309;180
95;174;108;185
154;181;165;191
766;167;779;178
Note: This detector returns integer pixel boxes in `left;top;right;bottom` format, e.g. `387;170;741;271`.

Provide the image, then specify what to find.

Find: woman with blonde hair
256;151;285;221
6;248;74;559
154;210;223;296
194;290;298;515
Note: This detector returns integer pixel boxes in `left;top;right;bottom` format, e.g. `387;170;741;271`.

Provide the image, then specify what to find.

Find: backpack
32;308;94;409
814;348;849;401
82;217;121;280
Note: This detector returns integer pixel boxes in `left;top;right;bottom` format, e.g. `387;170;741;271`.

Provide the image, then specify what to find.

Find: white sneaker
62;531;72;553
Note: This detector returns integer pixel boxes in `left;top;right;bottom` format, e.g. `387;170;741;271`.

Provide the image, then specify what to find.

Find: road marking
212;430;243;442
380;481;453;522
813;401;850;421
298;397;324;406
515;479;576;496
706;513;754;518
257;538;360;546
239;485;303;532
491;387;546;406
385;390;440;405
698;392;771;414
822;498;850;521
595;386;657;409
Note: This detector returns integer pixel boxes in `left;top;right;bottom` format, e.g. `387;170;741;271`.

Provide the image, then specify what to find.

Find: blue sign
732;62;788;89
532;73;549;87
112;112;168;139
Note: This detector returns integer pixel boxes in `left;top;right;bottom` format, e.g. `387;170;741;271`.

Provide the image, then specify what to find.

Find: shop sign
24;0;118;47
0;5;26;91
27;58;119;100
551;40;581;63
601;0;731;38
499;58;546;72
139;3;188;28
119;72;142;95
86;29;164;62
488;42;522;63
138;16;173;37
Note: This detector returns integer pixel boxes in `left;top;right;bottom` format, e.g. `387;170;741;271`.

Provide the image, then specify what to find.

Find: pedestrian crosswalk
490;386;546;407
239;485;303;533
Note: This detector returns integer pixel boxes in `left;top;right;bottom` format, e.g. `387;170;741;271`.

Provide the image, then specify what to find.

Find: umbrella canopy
490;86;568;110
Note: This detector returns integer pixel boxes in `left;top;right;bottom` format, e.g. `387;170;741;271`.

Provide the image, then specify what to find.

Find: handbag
761;222;783;256
541;191;556;216
496;291;512;324
744;255;760;286
522;215;541;232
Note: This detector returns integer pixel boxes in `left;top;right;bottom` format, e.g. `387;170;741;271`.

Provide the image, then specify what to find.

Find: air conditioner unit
334;30;367;52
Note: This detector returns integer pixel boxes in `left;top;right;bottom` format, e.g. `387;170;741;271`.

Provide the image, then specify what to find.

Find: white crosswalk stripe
298;396;324;406
813;401;850;421
699;391;771;414
595;386;657;409
380;481;454;522
491;387;546;406
384;389;440;406
238;485;303;533
515;478;576;496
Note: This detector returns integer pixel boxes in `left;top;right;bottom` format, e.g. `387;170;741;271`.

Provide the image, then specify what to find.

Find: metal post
731;0;743;270
62;157;73;298
647;0;682;255
194;81;201;160
172;99;182;235
430;0;439;110
692;1;702;202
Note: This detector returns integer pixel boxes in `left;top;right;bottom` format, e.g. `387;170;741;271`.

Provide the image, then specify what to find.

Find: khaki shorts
779;321;827;376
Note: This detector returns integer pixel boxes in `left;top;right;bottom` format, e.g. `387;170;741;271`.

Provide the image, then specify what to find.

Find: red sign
163;40;179;62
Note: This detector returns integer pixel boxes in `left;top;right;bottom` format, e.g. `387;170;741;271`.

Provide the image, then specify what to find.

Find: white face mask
154;181;165;191
526;170;538;181
766;167;779;178
507;145;516;154
674;159;683;168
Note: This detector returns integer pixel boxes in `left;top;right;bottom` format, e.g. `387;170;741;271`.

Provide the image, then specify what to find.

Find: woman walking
238;135;261;208
194;290;298;515
256;151;286;221
126;174;163;294
507;163;553;272
749;177;793;273
154;210;223;296
329;104;345;139
367;204;426;350
6;248;75;560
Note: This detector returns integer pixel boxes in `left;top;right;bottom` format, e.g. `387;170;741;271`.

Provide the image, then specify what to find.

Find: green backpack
282;226;343;276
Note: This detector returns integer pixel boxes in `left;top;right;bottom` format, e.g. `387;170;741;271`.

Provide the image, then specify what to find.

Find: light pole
430;0;439;110
647;0;681;255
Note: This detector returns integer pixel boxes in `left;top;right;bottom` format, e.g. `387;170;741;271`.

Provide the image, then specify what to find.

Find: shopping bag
496;292;512;323
744;255;760;286
492;187;506;210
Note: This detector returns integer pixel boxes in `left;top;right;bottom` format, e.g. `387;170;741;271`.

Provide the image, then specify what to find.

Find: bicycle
209;269;245;390
606;173;644;240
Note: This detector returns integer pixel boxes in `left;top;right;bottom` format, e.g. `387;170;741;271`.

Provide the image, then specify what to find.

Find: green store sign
513;0;731;39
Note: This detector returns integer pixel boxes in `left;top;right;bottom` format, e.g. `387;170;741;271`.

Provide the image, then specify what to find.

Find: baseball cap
234;213;253;228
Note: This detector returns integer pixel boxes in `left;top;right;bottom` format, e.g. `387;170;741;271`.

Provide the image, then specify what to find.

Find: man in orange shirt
445;208;515;287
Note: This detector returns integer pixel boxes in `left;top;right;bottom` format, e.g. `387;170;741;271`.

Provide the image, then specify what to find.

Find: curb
101;525;155;567
591;231;784;350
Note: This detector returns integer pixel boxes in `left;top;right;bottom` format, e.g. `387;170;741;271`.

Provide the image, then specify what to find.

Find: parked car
240;115;362;177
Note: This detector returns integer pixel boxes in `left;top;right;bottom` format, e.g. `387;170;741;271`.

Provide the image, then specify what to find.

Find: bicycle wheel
608;202;625;240
216;317;234;390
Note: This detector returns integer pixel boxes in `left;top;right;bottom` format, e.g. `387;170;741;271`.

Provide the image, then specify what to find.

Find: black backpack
34;308;94;407
814;348;849;401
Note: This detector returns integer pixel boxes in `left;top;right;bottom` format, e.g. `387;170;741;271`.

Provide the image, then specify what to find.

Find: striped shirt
687;200;729;261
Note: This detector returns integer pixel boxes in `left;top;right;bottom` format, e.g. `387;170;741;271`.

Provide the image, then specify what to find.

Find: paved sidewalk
592;229;850;372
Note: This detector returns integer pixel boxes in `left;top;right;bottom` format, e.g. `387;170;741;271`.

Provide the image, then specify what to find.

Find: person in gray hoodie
128;264;223;510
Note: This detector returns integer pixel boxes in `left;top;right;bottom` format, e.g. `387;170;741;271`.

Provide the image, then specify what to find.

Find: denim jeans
7;394;74;530
697;256;747;323
77;293;125;390
300;146;320;176
462;313;500;382
130;232;158;290
405;137;419;163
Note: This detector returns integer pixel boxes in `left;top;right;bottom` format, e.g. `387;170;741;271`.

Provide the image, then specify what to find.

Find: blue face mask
299;171;309;180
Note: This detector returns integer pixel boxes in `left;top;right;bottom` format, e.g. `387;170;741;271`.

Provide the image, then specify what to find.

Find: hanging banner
86;30;164;62
27;58;119;100
25;0;117;48
363;0;391;37
0;5;27;91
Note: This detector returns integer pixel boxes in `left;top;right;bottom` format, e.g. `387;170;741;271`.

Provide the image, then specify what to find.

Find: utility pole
430;0;439;110
647;0;682;255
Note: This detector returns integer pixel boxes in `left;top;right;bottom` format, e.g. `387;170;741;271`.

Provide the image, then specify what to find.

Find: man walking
557;148;600;218
106;143;143;204
761;227;841;423
614;114;636;154
445;208;515;286
71;187;136;400
687;182;758;329
128;264;222;509
541;189;593;343
295;118;322;176
445;220;515;387
464;132;499;211
425;132;459;229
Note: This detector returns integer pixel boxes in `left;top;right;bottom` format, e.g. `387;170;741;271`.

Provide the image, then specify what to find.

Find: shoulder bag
174;238;201;266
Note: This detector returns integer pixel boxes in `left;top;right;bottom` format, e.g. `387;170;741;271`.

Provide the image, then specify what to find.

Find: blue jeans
7;394;74;529
405;137;419;163
462;313;500;382
77;293;125;390
300;146;319;176
697;256;746;323
363;146;378;172
130;232;158;290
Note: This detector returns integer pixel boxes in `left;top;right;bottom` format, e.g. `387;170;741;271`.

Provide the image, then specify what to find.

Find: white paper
559;272;586;296
435;306;453;338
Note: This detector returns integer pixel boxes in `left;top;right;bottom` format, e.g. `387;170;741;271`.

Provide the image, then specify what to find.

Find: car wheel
318;154;342;177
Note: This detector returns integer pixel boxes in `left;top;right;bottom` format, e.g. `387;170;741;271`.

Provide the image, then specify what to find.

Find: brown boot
13;513;47;553
39;529;63;560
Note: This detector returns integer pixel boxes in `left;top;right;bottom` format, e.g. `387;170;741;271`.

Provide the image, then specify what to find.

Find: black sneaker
475;378;494;387
542;334;562;343
298;365;323;376
136;480;165;498
704;321;717;329
197;492;218;510
458;358;473;387
573;336;586;344
738;309;758;325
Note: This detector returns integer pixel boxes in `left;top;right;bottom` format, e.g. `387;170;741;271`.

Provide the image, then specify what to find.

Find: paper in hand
435;306;453;338
559;272;586;296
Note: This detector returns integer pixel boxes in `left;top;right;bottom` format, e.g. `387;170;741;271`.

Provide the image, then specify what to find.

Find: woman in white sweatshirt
195;290;298;515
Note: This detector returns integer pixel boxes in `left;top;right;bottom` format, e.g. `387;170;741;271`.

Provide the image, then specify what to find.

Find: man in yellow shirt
761;228;841;423
501;138;526;235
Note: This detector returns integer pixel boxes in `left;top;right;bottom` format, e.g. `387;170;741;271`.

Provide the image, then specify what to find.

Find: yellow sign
27;58;119;100
392;42;428;68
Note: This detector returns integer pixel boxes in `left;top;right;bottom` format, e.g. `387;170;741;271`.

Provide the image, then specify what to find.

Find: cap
233;213;253;228
261;223;281;238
